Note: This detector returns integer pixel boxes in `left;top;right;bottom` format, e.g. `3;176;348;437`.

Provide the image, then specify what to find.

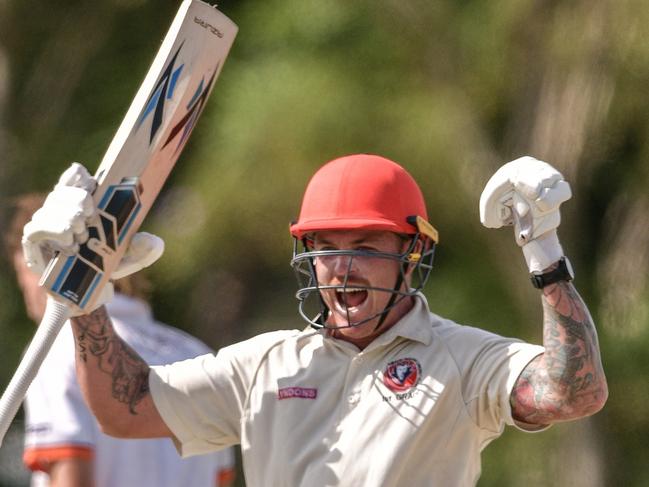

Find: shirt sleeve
23;323;97;471
149;330;297;457
444;324;545;434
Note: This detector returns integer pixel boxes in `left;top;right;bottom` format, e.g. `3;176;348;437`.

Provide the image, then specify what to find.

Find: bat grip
0;296;72;447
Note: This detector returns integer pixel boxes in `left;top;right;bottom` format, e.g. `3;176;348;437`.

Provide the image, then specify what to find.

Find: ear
403;237;424;279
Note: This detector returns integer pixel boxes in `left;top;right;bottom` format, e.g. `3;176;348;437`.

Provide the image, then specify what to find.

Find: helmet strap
372;234;422;332
372;266;405;332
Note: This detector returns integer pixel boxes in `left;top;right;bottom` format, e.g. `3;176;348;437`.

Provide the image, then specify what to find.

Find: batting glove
479;156;572;272
21;163;164;314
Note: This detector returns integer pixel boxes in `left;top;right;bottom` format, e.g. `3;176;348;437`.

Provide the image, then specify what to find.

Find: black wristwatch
530;257;574;289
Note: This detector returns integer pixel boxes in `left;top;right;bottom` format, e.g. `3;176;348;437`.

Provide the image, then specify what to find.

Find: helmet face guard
289;154;439;330
290;220;437;330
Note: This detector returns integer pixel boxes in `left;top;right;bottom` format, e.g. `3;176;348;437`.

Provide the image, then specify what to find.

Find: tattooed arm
510;278;608;425
71;306;173;438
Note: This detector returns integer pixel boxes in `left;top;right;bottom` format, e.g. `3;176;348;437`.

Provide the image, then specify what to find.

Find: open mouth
335;287;368;310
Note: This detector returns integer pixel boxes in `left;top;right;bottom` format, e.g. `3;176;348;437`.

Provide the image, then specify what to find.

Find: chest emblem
383;358;421;392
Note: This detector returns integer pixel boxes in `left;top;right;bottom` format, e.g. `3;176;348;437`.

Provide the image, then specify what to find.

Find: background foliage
1;1;648;485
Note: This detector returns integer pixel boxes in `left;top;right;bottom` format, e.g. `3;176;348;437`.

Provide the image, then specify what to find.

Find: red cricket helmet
290;154;439;331
290;154;437;240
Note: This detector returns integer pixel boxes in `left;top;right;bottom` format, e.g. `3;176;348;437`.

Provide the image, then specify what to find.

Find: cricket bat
0;0;237;446
42;0;237;312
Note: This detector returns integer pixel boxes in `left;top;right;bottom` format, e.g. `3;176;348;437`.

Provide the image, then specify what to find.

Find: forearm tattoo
73;307;150;414
512;281;607;424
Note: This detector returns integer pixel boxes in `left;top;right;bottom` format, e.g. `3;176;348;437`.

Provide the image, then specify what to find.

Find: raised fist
479;156;572;272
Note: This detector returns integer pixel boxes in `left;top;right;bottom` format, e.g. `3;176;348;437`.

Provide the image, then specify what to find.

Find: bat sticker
137;43;185;143
163;65;219;154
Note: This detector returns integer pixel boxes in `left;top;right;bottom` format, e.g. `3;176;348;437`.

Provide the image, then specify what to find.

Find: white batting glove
479;156;572;272
22;164;97;273
22;163;164;314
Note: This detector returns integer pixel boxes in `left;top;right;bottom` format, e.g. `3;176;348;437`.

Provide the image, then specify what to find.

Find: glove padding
22;163;164;315
479;156;572;272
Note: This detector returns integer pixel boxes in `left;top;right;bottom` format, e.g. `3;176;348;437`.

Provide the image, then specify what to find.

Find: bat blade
40;0;237;313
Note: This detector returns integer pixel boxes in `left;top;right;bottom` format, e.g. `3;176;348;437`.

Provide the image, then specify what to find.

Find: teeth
337;288;364;293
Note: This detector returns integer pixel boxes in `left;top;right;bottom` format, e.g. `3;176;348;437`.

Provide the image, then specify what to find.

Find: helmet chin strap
372;269;405;332
372;235;420;331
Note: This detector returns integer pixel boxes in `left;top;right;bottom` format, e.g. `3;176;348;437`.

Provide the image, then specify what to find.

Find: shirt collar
364;292;433;351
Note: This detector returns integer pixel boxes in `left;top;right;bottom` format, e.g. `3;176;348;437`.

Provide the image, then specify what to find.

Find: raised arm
21;164;171;438
511;277;607;424
480;156;608;426
71;307;172;438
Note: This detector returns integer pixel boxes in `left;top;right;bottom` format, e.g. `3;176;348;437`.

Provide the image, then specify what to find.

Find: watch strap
530;257;574;289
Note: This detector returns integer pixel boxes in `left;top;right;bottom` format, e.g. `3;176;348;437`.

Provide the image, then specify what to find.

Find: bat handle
0;296;72;447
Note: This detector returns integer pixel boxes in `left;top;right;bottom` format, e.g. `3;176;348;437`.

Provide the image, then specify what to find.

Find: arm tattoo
73;307;150;414
511;281;607;424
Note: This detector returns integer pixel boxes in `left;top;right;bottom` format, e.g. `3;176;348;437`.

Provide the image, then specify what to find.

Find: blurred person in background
6;194;236;487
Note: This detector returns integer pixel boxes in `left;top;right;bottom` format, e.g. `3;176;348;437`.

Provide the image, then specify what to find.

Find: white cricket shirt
150;293;544;487
23;294;235;487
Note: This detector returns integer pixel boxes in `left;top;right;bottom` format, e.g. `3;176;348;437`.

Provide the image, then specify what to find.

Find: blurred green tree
1;1;648;486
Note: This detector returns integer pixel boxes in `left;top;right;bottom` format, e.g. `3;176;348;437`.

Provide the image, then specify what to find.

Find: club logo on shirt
383;358;421;393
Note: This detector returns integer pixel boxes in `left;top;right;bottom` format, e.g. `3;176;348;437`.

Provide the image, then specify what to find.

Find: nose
332;254;353;275
318;253;358;279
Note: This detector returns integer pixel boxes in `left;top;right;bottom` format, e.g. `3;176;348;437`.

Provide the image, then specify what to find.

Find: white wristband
521;231;564;272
